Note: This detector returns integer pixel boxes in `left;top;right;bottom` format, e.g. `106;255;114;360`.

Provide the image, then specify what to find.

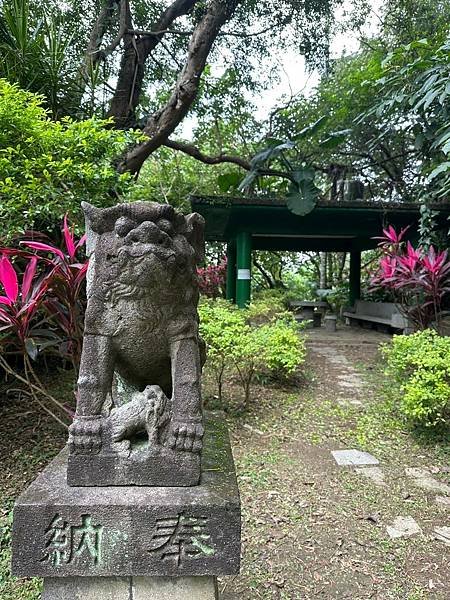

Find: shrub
0;79;141;238
372;225;450;331
199;298;305;407
382;329;450;427
198;299;246;403
256;318;306;378
245;296;287;324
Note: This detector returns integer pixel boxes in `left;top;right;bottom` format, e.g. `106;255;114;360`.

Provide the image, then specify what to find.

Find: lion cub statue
67;201;206;486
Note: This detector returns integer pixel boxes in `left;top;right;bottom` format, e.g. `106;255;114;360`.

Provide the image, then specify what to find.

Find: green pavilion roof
190;195;450;252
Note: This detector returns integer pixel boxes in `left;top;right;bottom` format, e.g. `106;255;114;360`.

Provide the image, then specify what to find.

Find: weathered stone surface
405;467;450;495
433;526;450;546
386;516;422;539
355;466;386;487
324;315;337;332
68;202;207;486
42;577;130;600
133;576;218;599
12;413;240;578
42;576;219;600
68;449;200;487
436;495;450;507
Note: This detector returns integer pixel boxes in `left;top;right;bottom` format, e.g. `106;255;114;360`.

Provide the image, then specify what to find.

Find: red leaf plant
372;226;450;331
21;215;88;366
0;216;88;426
197;259;227;298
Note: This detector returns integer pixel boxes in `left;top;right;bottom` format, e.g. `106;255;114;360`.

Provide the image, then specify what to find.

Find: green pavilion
190;196;450;308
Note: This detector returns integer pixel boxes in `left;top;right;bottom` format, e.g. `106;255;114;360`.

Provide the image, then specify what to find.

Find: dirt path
222;327;450;600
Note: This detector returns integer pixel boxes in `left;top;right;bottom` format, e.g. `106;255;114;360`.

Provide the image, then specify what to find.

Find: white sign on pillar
237;269;251;280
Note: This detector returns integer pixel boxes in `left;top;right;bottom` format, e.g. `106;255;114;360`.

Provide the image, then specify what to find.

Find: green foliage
0;80;140;238
0;0;80;118
255;317;306;377
257;1;450;206
199;298;305;406
126;146;238;212
198;299;246;403
283;271;318;303
239;140;321;216
372;35;450;201
382;330;450;427
245;297;287;323
325;281;350;315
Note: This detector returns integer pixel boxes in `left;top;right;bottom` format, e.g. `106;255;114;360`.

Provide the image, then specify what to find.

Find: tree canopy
0;0;367;174
1;0;449;219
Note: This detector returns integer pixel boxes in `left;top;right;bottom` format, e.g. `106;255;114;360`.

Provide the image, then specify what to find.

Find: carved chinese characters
147;514;213;566
41;515;103;567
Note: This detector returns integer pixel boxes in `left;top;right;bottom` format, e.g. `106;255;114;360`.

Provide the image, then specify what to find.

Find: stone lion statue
68;201;206;468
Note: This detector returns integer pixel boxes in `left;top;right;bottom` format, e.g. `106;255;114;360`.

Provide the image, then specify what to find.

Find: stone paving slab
355;466;386;487
434;527;450;546
405;468;450;495
386;516;422;539
331;449;379;466
12;413;240;579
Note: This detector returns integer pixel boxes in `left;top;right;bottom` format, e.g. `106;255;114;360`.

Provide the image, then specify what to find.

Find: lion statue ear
81;202;101;257
185;213;205;264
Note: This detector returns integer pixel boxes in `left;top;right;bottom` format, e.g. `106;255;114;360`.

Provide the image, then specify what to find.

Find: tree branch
119;0;242;174
99;0;129;59
164;139;250;169
253;256;275;288
77;0;121;95
162;139;295;181
129;19;291;40
84;0;119;66
108;0;200;128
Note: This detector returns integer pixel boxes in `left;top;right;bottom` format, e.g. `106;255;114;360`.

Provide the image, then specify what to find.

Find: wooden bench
342;300;410;333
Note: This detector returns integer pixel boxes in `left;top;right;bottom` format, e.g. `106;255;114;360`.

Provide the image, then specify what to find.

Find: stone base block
67;447;200;487
43;576;218;600
12;413;240;578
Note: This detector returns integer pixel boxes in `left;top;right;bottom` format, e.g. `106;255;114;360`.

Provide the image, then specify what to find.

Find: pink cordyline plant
0;253;53;356
372;226;450;331
21;215;88;365
0;216;88;425
0;252;71;424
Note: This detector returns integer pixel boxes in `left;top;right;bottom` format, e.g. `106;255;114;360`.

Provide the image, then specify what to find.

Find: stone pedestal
12;413;240;596
324;315;337;332
42;576;218;599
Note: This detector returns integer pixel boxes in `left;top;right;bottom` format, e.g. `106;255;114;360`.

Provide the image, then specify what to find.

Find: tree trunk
107;0;199;128
319;252;327;288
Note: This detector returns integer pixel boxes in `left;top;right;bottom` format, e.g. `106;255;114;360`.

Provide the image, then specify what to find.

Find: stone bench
342;301;410;333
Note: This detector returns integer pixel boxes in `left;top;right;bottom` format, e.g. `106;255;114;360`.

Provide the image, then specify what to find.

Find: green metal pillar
236;231;252;308
349;250;361;306
226;241;236;302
